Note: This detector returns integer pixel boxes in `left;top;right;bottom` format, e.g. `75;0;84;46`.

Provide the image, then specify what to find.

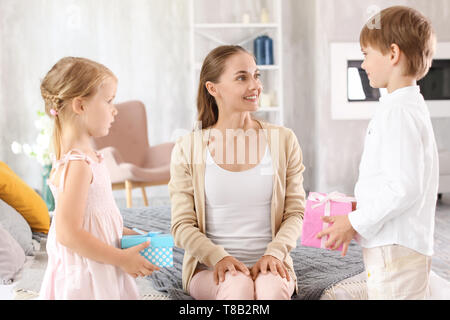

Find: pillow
0;222;26;284
0;161;50;234
0;199;34;255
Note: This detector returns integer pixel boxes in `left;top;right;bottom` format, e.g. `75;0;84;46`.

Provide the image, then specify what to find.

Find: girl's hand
123;227;142;236
119;241;160;278
213;256;250;285
250;255;290;281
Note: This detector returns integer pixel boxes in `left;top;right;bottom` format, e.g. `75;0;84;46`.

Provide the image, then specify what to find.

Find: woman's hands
213;255;290;284
251;255;290;281
213;256;250;285
118;241;160;278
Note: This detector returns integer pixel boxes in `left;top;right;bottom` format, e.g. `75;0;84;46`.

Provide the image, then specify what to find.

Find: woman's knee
254;272;294;300
216;271;255;300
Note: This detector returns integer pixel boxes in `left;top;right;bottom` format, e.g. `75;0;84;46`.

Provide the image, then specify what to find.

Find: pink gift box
300;192;354;251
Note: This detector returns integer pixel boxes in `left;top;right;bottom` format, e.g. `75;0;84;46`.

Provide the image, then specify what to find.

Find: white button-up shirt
348;86;439;256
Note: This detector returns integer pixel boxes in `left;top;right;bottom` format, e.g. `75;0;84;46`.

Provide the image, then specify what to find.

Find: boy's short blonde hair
360;6;436;80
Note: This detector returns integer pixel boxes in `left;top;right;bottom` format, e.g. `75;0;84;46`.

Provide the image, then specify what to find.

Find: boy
316;6;438;299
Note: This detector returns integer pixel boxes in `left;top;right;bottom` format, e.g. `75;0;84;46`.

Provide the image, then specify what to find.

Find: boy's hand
316;214;356;257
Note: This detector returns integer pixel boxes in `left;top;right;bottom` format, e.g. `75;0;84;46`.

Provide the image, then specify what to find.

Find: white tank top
204;145;274;267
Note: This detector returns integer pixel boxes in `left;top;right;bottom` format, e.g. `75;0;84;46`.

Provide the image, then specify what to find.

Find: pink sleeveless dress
39;150;140;300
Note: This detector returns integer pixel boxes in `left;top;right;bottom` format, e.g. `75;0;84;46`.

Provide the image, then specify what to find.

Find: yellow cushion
0;161;50;234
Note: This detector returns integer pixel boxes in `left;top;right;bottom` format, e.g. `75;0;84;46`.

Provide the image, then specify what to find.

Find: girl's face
360;45;392;89
208;52;263;112
83;77;118;137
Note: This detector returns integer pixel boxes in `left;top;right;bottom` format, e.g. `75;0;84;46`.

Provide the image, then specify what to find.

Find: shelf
258;65;279;70
194;23;278;29
195;63;279;71
190;0;284;125
194;25;278;46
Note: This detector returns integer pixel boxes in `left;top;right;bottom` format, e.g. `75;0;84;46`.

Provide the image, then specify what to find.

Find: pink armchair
91;100;174;208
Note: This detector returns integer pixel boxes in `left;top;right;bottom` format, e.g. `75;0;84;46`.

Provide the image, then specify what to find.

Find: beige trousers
362;244;431;300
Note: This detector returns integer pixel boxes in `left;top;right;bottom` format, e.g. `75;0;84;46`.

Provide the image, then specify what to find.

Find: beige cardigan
168;120;306;294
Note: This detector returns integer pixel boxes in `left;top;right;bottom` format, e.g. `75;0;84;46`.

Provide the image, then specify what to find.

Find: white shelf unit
189;0;284;126
194;23;279;29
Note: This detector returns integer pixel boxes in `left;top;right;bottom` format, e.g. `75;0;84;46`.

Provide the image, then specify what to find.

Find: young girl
38;57;159;300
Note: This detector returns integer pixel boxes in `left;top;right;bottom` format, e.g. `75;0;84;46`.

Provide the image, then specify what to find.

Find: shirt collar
379;85;421;106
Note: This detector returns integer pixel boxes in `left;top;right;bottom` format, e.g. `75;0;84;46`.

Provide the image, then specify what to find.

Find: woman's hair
40;57;117;160
197;45;251;129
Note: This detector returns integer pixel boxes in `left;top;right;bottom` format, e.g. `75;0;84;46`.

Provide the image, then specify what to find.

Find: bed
5;205;370;300
5;205;450;300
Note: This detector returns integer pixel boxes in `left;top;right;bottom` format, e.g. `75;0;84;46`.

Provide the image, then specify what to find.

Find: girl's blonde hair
40;57;117;160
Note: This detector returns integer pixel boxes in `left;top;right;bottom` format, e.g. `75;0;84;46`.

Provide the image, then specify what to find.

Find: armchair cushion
0;222;26;283
0;199;34;255
100;146;171;183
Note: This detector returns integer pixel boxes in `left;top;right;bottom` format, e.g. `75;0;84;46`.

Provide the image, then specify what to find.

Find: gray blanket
120;206;364;300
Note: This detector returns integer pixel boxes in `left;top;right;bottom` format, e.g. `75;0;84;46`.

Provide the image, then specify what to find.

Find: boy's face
360;45;393;89
83;77;118;138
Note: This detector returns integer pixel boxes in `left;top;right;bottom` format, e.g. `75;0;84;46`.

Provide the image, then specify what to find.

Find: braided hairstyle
40;57;116;160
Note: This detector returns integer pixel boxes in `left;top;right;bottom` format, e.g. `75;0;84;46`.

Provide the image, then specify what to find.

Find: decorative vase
253;35;274;65
42;164;55;212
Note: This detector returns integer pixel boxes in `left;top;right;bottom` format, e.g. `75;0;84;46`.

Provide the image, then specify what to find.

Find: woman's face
207;52;263;112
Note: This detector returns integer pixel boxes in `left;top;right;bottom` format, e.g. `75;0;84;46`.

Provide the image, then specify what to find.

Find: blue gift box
121;229;174;268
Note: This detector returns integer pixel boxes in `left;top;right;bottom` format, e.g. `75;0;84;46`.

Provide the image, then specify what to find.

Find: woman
169;45;306;300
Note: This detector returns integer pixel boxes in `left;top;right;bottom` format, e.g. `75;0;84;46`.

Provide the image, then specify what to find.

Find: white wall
0;0;193;192
310;0;450;194
1;0;450;197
